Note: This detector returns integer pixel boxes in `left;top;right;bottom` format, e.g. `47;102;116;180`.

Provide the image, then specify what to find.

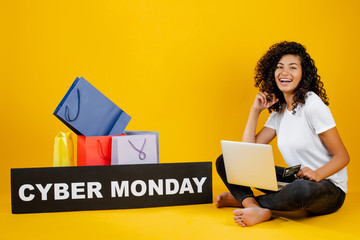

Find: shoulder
268;109;284;120
303;91;329;113
303;92;335;134
305;91;324;105
265;109;284;130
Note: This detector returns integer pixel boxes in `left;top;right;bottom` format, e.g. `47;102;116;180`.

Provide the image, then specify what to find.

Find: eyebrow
277;63;299;66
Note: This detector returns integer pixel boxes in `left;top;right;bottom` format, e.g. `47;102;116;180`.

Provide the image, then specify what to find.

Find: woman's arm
296;127;350;182
242;93;278;144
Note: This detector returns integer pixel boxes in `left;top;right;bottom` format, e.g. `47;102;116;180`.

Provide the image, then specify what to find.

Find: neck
284;93;295;111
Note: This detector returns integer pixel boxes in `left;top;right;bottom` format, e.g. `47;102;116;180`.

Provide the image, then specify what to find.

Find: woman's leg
216;154;346;226
233;196;273;227
256;178;346;215
216;154;273;226
215;154;255;207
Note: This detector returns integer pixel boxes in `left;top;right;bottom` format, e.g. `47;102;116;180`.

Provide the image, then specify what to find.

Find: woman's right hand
252;92;278;112
242;92;278;143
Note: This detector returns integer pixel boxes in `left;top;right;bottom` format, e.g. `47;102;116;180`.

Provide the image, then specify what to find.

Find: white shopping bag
124;131;159;161
111;134;158;165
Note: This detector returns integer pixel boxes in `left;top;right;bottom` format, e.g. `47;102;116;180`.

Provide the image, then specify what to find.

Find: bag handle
65;89;80;122
128;138;147;160
97;139;110;161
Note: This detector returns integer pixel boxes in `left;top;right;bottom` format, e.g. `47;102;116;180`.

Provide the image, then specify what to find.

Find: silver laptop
221;140;287;191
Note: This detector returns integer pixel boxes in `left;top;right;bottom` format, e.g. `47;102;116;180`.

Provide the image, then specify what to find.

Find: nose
280;69;289;76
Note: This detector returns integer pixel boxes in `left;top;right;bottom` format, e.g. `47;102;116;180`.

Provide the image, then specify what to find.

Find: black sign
11;162;212;214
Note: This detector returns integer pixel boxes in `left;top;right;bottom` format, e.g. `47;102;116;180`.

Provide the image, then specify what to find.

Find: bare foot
233;207;272;227
215;192;241;208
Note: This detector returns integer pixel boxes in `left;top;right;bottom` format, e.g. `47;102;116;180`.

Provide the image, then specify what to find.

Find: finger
258;92;267;102
263;92;271;101
301;174;311;180
255;93;263;103
263;92;278;107
296;167;309;178
303;172;314;181
298;173;306;179
299;168;315;180
295;169;303;178
271;94;279;104
300;172;309;179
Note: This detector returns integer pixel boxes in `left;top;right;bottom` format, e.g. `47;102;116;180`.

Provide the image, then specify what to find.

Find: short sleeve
307;100;336;134
264;111;277;130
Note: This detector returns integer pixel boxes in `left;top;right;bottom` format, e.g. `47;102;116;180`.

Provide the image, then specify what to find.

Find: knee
215;154;224;171
287;179;317;205
216;154;224;169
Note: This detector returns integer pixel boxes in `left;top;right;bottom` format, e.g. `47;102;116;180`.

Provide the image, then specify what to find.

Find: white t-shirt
265;91;348;192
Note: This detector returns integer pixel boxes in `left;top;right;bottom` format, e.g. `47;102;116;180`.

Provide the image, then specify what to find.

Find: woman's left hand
296;167;320;182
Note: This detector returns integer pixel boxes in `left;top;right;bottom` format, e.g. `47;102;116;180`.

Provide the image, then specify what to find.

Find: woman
215;41;350;227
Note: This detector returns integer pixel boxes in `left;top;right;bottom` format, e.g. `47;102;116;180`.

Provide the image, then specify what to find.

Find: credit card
283;164;301;178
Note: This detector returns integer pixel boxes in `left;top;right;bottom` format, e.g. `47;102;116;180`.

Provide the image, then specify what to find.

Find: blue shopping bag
53;77;131;136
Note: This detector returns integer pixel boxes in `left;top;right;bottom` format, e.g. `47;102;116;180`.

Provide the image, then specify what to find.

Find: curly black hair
254;41;328;114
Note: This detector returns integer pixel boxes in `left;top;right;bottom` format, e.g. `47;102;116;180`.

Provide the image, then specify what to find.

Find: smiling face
274;54;302;97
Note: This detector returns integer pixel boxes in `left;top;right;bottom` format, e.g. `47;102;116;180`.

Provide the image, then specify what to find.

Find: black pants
216;154;346;215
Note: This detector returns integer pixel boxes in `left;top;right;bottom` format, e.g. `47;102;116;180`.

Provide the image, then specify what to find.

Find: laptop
221;140;288;191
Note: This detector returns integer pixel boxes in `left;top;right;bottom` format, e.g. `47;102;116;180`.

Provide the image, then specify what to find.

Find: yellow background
1;0;360;197
2;1;360;239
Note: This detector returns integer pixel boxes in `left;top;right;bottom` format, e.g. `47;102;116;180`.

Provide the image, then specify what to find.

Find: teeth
280;79;292;82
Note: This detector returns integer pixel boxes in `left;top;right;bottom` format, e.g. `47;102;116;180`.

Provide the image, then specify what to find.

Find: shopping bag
111;134;158;165
77;134;123;166
124;130;159;161
53;77;131;136
53;132;75;167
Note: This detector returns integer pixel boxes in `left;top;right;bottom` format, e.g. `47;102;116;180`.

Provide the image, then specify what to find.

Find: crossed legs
216;192;272;227
215;154;346;227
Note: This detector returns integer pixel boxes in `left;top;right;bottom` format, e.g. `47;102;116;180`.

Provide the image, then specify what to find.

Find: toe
216;194;221;201
233;209;243;216
233;215;241;220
